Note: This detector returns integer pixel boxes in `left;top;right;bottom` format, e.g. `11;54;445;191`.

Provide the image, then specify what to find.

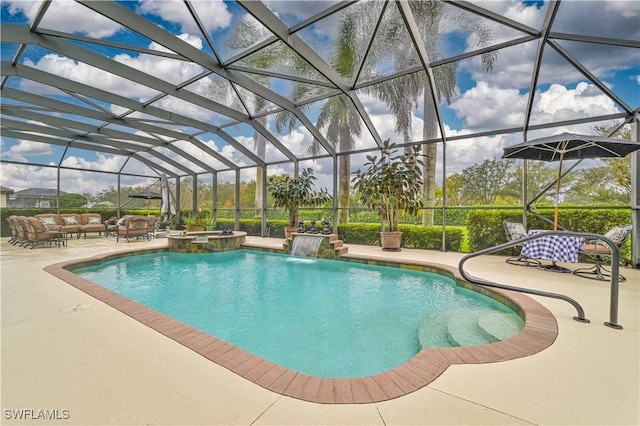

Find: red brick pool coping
44;247;558;404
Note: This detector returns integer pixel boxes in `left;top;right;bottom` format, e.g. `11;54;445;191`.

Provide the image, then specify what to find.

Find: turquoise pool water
73;250;523;378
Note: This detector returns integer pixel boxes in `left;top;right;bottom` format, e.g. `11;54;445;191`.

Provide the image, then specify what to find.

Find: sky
0;0;638;197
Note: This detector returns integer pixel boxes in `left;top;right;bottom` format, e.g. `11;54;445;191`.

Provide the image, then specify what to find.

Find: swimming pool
47;246;558;403
72;249;523;378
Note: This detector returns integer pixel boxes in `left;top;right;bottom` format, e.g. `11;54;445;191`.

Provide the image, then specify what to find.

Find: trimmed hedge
2;207;630;259
335;223;463;251
212;219;463;251
467;208;633;259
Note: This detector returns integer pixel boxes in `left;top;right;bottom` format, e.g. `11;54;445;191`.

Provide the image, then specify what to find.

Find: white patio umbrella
160;174;175;224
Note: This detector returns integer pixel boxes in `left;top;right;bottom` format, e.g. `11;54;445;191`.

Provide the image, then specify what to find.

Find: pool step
446;311;499;347
418;311;454;348
477;312;523;341
418;309;524;349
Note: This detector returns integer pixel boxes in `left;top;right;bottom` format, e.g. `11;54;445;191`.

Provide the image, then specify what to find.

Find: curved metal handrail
458;231;623;329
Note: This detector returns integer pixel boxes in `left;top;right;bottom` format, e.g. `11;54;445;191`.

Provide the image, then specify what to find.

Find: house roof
13;188;68;197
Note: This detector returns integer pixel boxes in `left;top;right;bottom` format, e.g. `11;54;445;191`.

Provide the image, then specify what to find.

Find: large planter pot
380;231;402;251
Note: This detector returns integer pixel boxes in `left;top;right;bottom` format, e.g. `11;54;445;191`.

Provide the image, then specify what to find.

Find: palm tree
358;1;497;225
275;13;362;223
210;15;279;218
313;95;362;223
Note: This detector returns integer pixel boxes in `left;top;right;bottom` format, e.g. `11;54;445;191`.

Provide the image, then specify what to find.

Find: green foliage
267;168;332;228
443;208;471;226
459;158;513;204
335;222;462;251
566;156;631;205
400;225;463;252
210;218;462;251
349;209;380;224
183;216;214;231
466;208;633;259
351;139;424;232
336;223;381;246
59;193;88;208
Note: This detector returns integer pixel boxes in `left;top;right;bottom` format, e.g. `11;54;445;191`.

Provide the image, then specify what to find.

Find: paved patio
1;236;638;425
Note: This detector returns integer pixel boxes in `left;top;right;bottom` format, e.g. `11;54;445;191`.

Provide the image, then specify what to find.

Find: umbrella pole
553;151;564;231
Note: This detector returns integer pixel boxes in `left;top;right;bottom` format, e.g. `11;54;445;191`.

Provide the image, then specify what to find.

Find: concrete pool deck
1;236;638;425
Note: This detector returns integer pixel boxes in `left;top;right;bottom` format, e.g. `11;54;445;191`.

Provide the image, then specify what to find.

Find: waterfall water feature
291;235;325;258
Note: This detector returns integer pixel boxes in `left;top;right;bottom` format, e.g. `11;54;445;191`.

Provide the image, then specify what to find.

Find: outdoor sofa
35;213;107;238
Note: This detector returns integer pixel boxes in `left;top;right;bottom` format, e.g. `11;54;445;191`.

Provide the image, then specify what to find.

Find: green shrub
466;208;632;259
336;223;463;251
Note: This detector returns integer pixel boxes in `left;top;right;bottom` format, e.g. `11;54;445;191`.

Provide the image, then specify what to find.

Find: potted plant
351;139;424;251
267;168;332;239
185;208;216;232
184;216;207;232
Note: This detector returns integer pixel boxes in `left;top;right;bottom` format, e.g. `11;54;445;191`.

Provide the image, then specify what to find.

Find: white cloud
0;163;58;192
0;153;147;194
449;81;526;130
450;81;619;132
458;1;638;92
6;0;123;38
60;154;122;174
532;82;619;124
444;131;507;175
201;138;253;171
114;46;205;86
138;0;232;33
1;139;53;162
21;54;159;99
148;33;204;53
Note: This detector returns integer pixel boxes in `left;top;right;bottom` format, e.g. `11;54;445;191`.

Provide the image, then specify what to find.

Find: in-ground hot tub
167;231;246;253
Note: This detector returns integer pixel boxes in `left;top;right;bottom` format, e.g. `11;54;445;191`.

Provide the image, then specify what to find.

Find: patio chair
7;215;30;246
13;216;31;247
22;216;64;249
7;216;20;245
146;215;157;239
502;219;541;267
573;224;632;282
116;215;150;242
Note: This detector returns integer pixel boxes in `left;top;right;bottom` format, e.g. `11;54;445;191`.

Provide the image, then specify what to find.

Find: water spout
291;235;325;258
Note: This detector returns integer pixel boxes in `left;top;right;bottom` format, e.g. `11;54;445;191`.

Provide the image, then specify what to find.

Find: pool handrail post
605;240;622;329
458;231;623;329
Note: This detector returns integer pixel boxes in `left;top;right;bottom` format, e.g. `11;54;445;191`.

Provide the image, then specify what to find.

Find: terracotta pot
380;231;402;251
